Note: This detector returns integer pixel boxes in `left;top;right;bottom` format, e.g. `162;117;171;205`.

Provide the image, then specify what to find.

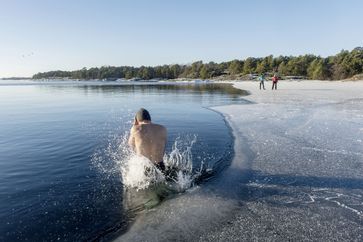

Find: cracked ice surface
206;81;363;241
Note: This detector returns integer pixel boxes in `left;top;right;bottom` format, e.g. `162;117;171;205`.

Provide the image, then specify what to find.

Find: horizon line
2;46;361;78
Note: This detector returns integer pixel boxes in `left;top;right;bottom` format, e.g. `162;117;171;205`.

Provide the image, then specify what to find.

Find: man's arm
128;122;136;150
162;126;167;153
128;126;136;151
128;117;139;150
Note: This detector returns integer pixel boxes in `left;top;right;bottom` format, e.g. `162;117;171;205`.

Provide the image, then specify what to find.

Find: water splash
92;133;200;192
122;155;165;189
163;135;197;191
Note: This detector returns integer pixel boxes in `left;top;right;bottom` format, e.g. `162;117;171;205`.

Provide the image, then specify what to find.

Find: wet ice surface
205;81;363;241
116;81;363;241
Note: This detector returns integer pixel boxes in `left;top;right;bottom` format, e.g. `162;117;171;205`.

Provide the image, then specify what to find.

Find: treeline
33;47;363;80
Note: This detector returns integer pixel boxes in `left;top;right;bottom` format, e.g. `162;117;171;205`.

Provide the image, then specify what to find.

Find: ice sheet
115;81;363;241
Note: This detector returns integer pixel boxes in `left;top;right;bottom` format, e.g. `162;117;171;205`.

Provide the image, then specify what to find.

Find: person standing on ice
128;108;167;171
272;74;279;90
258;73;266;90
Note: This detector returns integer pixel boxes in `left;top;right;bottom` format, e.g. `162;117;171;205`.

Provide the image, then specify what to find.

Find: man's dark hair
135;108;151;122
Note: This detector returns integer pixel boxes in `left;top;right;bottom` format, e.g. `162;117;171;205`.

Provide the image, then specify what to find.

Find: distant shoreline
2;76;362;82
0;77;363;84
4;46;363;82
0;77;32;80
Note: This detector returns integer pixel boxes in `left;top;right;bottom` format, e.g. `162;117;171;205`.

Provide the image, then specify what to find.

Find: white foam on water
120;155;165;190
92;132;200;192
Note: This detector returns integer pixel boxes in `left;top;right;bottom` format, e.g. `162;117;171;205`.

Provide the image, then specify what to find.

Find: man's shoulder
152;123;167;133
131;125;142;133
151;123;165;128
136;123;166;132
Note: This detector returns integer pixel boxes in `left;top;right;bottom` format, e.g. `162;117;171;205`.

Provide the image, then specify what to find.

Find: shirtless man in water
128;108;167;170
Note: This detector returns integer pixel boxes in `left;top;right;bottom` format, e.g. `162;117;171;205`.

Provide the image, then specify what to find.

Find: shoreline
3;77;363;82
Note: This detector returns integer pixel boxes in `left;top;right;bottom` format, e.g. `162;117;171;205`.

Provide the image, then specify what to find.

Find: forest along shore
32;47;363;81
204;81;363;241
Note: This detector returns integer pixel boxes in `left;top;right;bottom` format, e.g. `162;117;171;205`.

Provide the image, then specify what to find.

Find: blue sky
1;0;362;77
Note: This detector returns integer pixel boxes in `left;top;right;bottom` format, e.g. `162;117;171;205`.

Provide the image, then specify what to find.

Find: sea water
0;80;248;241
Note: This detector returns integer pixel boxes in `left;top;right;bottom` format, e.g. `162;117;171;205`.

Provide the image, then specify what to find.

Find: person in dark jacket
272;74;279;90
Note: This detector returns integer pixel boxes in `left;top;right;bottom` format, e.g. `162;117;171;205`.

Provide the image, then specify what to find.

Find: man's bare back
128;108;167;168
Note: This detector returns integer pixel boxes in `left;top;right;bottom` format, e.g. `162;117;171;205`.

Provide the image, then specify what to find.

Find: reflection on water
36;82;248;102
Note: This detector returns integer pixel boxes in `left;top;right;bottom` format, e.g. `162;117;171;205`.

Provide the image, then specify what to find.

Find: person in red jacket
272;74;279;90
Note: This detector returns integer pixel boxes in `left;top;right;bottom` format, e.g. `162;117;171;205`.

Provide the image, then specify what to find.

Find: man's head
135;108;151;122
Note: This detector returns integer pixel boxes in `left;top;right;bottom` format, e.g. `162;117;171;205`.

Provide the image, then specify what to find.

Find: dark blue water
0;80;247;241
